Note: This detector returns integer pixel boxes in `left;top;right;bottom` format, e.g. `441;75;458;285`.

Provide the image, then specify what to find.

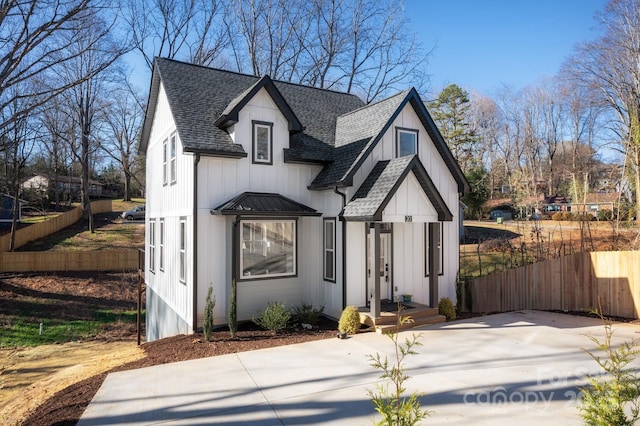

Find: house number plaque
405;215;412;222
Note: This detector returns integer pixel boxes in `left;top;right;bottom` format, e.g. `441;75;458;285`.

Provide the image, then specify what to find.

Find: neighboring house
140;58;469;341
489;209;512;221
0;195;23;223
571;192;620;217
22;174;104;200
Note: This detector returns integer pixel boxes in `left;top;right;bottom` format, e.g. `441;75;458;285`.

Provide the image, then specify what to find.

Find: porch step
374;314;446;334
358;305;446;333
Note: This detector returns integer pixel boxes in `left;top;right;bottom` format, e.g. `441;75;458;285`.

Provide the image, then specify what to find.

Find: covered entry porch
341;155;453;321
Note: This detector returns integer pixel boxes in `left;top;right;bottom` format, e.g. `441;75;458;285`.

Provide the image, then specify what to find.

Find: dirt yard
0;272;338;425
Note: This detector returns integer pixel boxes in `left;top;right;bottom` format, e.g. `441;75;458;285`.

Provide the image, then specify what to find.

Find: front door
367;231;392;302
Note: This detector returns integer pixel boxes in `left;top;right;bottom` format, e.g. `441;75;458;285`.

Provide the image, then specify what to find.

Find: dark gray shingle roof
140;59;469;194
213;192;320;216
140;58;364;157
343;155;453;221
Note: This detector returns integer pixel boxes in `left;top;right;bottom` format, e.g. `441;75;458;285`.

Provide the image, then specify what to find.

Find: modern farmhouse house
141;58;469;341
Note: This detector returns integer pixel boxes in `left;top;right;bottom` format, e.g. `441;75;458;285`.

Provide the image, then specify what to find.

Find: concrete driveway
78;310;640;425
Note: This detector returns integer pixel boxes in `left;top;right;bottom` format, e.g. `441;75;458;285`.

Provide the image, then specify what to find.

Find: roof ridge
337;89;411;119
156;57;363;101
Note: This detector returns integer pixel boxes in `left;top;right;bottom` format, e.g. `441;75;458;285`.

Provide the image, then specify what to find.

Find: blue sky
405;0;608;96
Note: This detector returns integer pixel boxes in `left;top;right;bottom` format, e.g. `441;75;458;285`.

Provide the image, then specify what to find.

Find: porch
358;300;445;334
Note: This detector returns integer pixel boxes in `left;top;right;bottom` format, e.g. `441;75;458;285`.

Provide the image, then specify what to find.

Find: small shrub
552;212;564;221
368;313;432;425
438;297;456;321
203;286;215;342
579;308;640;425
253;301;291;333
338;305;361;334
293;302;324;326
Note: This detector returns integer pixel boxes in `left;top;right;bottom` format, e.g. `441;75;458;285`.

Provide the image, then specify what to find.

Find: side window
323;218;336;282
162;139;168;185
424;222;443;276
159;218;165;271
396;127;418;157
170;132;177;183
149;219;156;273
179;218;186;283
252;121;273;164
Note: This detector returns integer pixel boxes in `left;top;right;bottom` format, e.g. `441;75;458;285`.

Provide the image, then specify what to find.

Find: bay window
241;219;296;278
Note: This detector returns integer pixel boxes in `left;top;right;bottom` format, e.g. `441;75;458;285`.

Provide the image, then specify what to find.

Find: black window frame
396;127;419;158
424;222;444;277
252;120;274;165
323;218;336;282
239;218;297;280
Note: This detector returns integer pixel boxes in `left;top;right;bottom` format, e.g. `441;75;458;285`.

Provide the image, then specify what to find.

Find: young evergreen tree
428;84;478;174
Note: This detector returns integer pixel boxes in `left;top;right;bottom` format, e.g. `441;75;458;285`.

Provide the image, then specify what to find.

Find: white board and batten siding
197;87;343;324
146;81;194;335
344;102;461;307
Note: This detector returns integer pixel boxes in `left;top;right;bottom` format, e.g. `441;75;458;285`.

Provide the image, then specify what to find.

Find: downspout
334;186;347;310
192;153;201;332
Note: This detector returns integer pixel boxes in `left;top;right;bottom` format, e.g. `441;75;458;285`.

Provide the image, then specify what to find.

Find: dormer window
396;127;418;157
252;120;273;164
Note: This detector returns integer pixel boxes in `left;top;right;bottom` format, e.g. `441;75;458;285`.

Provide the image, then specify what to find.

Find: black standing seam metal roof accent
342;156;453;222
213;192;321;216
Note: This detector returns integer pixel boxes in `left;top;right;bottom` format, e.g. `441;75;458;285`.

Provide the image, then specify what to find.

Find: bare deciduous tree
0;0;108;135
102;89;145;201
56;8;125;232
565;0;640;218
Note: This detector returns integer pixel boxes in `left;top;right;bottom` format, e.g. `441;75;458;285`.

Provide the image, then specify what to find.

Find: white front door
368;232;392;301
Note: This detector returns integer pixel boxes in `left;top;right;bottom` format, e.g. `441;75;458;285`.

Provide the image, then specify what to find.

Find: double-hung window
396;127;418;157
179;218;186;283
159;219;165;271
323;218;336;281
240;219;295;279
170;132;177;183
162;139;168;185
252;121;273;164
149;219;156;273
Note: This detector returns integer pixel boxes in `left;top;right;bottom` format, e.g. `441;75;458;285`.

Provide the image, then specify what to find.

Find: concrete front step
374;314;446;334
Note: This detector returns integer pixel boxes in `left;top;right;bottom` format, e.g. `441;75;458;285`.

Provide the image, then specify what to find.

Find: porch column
369;222;381;318
428;222;440;308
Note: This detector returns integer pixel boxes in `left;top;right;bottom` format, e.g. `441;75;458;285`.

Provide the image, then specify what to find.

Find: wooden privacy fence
0;200;113;252
470;251;640;319
0;250;138;272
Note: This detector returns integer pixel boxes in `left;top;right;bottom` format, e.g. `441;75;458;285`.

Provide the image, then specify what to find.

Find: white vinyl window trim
240;219;296;279
159;218;165;272
170;132;177;183
149;219;156;273
162;139;168;185
179;219;186;283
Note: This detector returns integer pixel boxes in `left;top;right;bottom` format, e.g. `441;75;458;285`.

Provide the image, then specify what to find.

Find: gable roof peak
215;74;303;133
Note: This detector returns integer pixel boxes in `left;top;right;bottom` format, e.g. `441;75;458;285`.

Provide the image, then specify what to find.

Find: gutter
192;153;201;332
334;186;347;310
